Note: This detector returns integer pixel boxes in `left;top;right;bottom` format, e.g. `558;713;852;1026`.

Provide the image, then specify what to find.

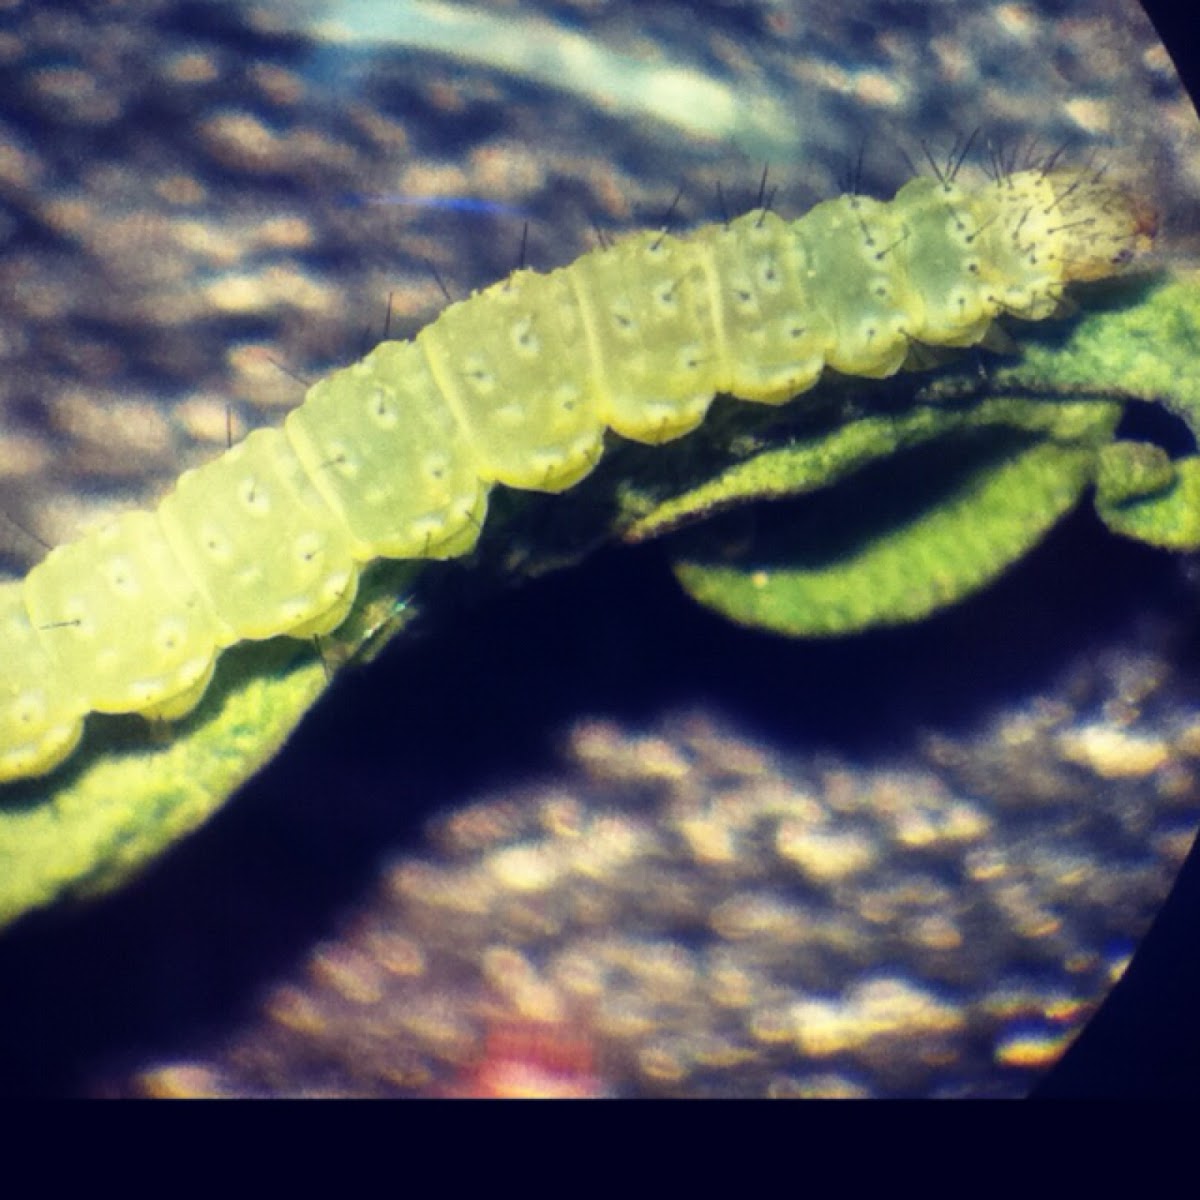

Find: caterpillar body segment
565;228;719;443
0;581;86;782
285;339;490;561
158;428;361;643
419;267;606;491
21;509;222;714
0;168;1153;784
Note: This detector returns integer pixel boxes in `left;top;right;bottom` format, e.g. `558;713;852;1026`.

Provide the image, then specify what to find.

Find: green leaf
670;426;1108;637
994;273;1200;440
1095;440;1176;504
625;394;1122;543
1095;451;1200;550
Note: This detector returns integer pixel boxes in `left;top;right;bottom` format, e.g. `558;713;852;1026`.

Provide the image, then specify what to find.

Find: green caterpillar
0;165;1152;784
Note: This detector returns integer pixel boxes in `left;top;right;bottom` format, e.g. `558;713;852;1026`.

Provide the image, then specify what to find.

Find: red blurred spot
447;1019;607;1099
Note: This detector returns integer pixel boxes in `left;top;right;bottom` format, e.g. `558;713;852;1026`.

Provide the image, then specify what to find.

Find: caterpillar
0;164;1153;785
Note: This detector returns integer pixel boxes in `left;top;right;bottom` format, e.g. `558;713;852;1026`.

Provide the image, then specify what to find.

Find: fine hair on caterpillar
0;158;1155;784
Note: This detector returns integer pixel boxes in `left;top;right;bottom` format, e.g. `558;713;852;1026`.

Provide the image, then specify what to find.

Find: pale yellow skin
0;168;1149;783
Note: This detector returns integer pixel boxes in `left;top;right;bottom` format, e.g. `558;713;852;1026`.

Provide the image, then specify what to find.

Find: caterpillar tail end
1052;173;1158;283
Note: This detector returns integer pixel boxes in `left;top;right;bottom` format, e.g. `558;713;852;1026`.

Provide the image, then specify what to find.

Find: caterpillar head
1044;170;1158;283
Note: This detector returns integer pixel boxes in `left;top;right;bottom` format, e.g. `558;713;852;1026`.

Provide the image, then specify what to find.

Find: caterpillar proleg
0;165;1153;784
